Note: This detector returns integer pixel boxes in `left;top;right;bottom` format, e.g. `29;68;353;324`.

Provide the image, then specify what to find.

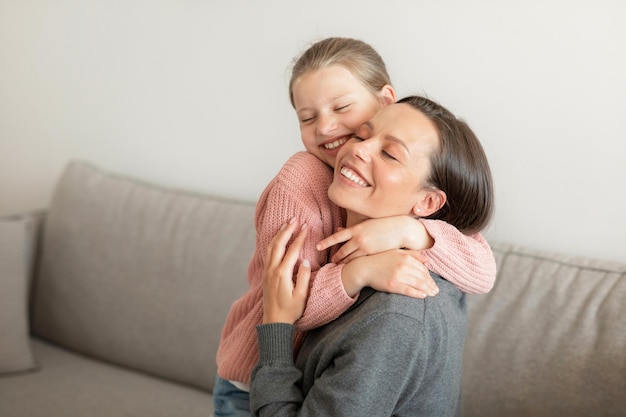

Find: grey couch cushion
31;161;255;391
0;338;212;417
463;242;626;417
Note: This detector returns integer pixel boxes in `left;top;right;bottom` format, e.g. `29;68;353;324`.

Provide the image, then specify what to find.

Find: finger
413;265;439;296
330;242;358;263
278;224;309;285
404;286;428;299
267;219;298;267
407;249;429;264
294;259;311;300
332;246;370;264
316;228;352;251
400;252;439;296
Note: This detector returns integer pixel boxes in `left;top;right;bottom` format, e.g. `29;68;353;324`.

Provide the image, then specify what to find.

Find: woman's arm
251;311;430;417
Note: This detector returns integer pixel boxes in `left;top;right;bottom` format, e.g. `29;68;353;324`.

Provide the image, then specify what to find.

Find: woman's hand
262;219;312;324
341;249;439;299
317;216;434;264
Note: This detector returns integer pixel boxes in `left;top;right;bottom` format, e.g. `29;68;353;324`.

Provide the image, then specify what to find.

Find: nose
316;113;337;136
351;139;372;163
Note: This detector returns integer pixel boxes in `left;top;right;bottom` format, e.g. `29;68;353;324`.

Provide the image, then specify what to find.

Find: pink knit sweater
216;152;496;386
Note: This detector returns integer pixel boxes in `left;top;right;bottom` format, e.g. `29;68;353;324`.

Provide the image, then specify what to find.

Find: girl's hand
317;216;434;264
262;220;312;324
341;249;439;298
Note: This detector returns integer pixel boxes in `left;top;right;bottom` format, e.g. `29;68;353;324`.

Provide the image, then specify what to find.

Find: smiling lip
339;165;369;187
321;136;349;151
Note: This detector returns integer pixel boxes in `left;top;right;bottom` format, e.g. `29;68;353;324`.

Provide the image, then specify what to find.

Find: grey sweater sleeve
250;323;303;415
250;314;430;417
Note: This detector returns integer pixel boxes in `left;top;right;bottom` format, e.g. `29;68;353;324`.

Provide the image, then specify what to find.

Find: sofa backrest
31;161;255;392
463;242;626;417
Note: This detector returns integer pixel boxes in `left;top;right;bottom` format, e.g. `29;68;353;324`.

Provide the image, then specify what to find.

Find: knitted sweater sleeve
419;219;496;294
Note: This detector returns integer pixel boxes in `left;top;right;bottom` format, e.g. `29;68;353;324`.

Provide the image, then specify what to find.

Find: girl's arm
419;219;496;294
296;248;438;331
318;216;496;294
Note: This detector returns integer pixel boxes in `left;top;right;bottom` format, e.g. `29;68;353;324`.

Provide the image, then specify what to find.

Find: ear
412;190;447;217
378;84;396;106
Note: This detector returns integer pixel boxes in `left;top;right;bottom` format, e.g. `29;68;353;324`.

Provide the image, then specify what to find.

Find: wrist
263;308;297;325
405;218;434;250
341;260;365;297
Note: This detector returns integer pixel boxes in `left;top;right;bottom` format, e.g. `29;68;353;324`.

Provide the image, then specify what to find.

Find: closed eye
383;150;399;161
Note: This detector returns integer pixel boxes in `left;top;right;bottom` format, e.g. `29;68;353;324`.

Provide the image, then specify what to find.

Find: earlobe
379;85;397;106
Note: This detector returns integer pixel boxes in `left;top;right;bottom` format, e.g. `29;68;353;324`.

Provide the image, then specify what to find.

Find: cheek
327;181;345;209
376;173;417;205
300;127;317;148
344;107;379;130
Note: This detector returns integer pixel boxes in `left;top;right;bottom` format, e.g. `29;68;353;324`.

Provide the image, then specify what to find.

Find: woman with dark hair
251;96;494;417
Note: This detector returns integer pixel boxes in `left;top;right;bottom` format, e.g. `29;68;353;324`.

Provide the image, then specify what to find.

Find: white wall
1;0;625;262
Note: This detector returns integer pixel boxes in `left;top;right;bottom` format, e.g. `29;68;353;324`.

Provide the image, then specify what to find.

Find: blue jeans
213;374;251;417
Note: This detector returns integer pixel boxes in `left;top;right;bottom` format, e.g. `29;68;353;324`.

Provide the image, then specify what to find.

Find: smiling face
328;103;446;226
291;65;394;168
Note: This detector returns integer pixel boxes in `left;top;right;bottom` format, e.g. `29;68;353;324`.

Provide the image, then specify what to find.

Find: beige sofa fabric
0;339;211;416
463;242;626;417
31;162;254;391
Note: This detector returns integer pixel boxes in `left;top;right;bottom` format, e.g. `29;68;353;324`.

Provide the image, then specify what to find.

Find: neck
345;211;367;228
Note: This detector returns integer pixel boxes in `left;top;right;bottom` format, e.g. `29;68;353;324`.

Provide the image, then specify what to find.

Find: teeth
324;137;348;150
340;167;368;186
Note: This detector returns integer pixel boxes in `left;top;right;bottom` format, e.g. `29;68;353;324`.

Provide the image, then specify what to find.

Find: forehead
292;65;373;105
369;103;439;149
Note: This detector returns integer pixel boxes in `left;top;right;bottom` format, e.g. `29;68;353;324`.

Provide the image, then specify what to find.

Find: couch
1;161;624;417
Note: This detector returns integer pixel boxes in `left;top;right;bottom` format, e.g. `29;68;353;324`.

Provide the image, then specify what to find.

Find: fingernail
289;217;296;224
303;259;310;267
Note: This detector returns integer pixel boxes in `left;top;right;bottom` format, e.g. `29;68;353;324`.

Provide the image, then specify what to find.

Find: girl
214;38;495;417
251;95;494;416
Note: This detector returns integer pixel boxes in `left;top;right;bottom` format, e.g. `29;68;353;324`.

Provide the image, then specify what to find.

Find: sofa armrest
0;212;45;374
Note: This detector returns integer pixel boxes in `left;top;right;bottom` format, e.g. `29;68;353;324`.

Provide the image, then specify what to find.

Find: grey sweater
250;273;467;417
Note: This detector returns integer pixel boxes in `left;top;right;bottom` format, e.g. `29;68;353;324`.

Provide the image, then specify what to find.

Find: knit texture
421;220;496;293
216;152;351;385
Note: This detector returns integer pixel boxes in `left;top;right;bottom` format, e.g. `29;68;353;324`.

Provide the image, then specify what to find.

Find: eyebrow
363;121;410;153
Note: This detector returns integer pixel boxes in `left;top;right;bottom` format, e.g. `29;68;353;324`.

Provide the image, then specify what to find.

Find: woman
250;95;494;417
215;37;495;417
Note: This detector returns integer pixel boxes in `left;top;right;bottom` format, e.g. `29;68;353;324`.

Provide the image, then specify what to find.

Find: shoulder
357;275;466;324
280;151;332;182
268;151;333;199
254;151;339;227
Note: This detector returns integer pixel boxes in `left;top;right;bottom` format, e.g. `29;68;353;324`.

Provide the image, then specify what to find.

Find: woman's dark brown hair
398;95;494;235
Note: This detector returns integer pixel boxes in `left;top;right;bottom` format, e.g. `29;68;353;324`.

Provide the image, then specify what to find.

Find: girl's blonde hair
289;37;392;107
